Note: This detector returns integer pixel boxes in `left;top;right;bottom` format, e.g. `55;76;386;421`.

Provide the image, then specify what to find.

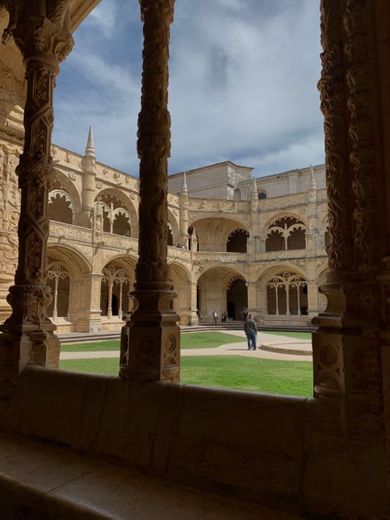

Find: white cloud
88;2;118;38
53;0;324;177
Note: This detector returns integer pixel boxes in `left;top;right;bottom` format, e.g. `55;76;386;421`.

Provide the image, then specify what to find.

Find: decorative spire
309;164;316;191
181;171;188;194
85;125;95;158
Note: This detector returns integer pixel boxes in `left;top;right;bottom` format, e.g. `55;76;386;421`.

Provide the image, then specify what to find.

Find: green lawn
61;340;120;352
60;356;312;397
262;330;312;340
180;332;241;348
61;332;242;352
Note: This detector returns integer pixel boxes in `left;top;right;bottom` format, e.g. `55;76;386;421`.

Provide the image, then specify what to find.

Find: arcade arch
226;228;249;253
100;257;136;319
48;189;73;224
265;215;306;251
169;263;191;325
95;188;137;237
266;271;307;316
190;218;249;252
256;265;308;322
197;266;247;322
46;246;91;330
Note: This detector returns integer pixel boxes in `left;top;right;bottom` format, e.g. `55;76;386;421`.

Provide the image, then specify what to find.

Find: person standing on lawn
244;314;257;350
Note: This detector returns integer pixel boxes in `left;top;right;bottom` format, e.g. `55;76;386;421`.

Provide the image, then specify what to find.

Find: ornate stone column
312;0;356;406
247;281;257;319
120;0;179;382
313;0;385;438
190;280;198;325
76;272;103;333
0;11;73;398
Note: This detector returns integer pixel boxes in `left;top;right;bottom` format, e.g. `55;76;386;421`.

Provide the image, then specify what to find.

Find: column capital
13;16;73;66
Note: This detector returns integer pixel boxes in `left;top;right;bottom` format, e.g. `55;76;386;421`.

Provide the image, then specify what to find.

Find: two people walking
244;314;257;350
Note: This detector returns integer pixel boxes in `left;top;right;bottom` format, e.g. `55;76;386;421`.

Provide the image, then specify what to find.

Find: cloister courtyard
59;330;313;397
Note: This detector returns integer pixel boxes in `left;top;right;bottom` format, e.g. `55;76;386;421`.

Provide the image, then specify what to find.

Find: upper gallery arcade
0;120;328;331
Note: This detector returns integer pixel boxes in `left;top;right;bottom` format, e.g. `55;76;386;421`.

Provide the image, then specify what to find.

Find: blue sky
53;0;323;178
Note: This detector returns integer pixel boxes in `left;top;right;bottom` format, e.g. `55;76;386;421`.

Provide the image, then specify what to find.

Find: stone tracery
265;216;306;251
47;261;69;319
267;272;307;316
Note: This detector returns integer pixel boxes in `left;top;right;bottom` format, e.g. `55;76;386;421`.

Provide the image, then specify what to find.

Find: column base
0;284;60;399
0;328;60;399
190;311;199;326
120;285;180;383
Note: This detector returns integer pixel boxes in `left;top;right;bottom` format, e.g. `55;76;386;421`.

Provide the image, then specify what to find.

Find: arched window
267;272;307;316
48;189;73;224
101;263;131;320
258;191;267;200
265;216;306;251
97;193;131;236
227;276;248;320
227;228;249;253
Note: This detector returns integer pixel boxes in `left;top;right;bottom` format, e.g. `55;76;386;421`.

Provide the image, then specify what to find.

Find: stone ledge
0;431;302;519
0;367;307;512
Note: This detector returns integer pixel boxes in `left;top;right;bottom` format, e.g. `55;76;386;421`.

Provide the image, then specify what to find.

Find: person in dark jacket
244;315;257;350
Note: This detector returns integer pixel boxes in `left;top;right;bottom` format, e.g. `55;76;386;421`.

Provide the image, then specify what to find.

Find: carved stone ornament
0;10;73;395
121;0;180;383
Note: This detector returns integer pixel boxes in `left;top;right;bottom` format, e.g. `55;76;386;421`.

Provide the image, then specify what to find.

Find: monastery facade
0;125;328;333
2;1;390;517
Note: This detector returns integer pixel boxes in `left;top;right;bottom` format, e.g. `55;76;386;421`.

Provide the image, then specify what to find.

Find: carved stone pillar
120;0;179;382
312;0;356;406
0;13;73;398
306;280;318;318
247;281;257;318
190;280;198;325
313;0;385;437
77;273;103;333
